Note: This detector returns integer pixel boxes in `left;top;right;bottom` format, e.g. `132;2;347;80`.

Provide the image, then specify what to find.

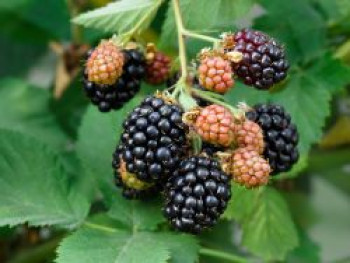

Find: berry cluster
80;28;298;234
246;104;299;174
83;40;171;112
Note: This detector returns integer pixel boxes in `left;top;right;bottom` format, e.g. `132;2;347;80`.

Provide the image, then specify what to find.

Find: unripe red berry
231;148;270;188
234;120;264;154
194;105;236;147
198;56;234;94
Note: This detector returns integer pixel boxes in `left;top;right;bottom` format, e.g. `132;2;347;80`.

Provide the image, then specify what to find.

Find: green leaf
108;197;165;231
224;186;299;260
56;224;170;263
287;229;320;263
226;55;350;154
0;130;89;227
160;0;254;49
157;232;199;263
0;78;68;148
223;184;259;222
77;95;143;202
0;0;70;40
241;187;299;261
73;0;163;35
255;0;326;63
0;35;46;77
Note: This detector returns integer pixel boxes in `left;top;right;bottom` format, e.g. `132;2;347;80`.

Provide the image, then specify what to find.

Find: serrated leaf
157;232;199;263
73;0;163;35
0;78;68;148
226;55;350;154
56;224;169;263
241;188;299;261
76;95;143;203
160;0;254;49
224;186;298;260
287;229;320;263
223;184;259;222
108;197;165;231
0;130;89;228
255;0;326;63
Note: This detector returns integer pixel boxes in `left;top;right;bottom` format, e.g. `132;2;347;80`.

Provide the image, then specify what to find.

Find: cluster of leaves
1;0;350;262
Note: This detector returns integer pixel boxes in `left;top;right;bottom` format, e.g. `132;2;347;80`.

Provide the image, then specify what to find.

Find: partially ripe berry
198;56;234;94
86;41;124;85
231;148;270;188
226;29;289;90
194;105;235;147
146;51;171;85
234;120;264;154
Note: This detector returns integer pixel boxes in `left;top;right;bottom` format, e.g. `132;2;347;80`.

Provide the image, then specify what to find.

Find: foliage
0;0;350;262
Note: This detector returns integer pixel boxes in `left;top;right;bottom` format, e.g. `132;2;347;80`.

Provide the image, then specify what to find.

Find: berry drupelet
227;28;289;90
163;156;231;234
83;48;146;112
246;103;299;175
116;96;188;183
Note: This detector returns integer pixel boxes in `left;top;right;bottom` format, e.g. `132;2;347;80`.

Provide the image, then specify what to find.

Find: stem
199;248;248;263
173;0;188;80
182;29;220;44
193;89;244;118
84;222;118;233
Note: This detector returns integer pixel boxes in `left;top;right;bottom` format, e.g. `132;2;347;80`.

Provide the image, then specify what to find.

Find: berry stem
199;248;248;263
182;29;220;44
172;0;188;81
192;89;244;119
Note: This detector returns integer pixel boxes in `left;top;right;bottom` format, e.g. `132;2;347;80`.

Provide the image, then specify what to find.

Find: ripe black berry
163;156;231;234
112;145;159;199
83;48;146;112
229;29;289;90
246;104;299;175
115;96;188;183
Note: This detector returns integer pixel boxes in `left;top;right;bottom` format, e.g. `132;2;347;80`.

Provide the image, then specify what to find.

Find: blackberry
117;96;188;183
163;156;231;234
246;104;299;175
112;145;159;199
229;28;289;90
83;48;145;112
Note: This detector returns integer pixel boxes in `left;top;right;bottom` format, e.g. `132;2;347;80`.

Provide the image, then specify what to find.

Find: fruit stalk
199;248;248;263
173;0;188;81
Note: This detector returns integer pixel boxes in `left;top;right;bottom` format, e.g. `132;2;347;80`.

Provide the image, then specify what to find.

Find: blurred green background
0;0;349;262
